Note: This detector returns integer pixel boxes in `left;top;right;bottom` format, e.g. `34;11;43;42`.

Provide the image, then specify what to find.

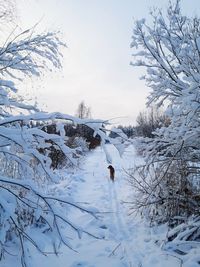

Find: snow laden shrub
129;155;198;223
129;0;200;240
72;136;89;153
40;123;90;169
56;136;89;168
0;7;118;267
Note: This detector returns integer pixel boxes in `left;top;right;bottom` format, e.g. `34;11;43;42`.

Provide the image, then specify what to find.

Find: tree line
110;106;169;139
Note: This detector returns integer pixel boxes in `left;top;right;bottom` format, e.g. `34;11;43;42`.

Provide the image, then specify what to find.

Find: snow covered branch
0;3;120;266
130;0;200;237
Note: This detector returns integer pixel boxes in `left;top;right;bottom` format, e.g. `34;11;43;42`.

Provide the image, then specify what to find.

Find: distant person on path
108;165;115;182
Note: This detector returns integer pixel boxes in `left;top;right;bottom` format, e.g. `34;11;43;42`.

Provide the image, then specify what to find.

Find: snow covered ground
3;144;196;267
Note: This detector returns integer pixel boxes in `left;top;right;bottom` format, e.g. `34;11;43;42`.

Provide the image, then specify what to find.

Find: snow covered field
3;144;197;267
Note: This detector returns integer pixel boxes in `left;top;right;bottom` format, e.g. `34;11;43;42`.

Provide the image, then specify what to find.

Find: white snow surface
3;144;195;267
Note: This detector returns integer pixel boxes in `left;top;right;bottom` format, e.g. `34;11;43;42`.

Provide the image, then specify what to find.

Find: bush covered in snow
130;0;200;245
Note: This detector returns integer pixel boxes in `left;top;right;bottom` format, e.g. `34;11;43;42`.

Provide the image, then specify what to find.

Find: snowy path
31;144;183;267
68;144;137;267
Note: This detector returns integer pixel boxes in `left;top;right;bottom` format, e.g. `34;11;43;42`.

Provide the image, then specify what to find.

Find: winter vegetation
0;2;126;267
129;0;200;258
1;0;200;266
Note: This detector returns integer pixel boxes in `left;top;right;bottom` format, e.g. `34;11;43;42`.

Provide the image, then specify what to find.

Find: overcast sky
17;0;200;125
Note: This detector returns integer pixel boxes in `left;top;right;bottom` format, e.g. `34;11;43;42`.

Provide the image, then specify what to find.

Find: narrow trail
32;144;181;267
66;144;142;267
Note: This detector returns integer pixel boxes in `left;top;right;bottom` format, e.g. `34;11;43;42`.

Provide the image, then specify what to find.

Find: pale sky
17;0;200;125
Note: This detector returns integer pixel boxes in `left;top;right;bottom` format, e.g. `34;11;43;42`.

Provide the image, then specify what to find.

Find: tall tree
130;0;200;227
76;101;91;119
